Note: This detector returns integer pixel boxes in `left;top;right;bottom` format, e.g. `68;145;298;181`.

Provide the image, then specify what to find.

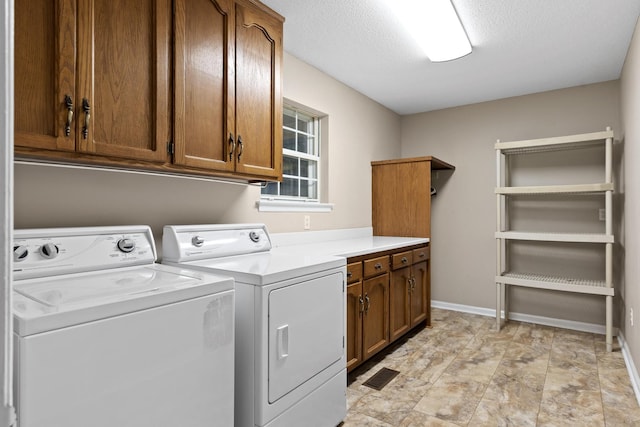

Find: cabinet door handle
401;257;408;264
411;277;416;291
81;98;90;139
364;294;371;313
358;295;364;313
237;135;244;162
228;133;235;161
374;263;382;270
418;252;425;258
64;95;73;137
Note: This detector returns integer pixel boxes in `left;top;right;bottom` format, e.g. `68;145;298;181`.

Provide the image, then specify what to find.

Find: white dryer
12;226;235;427
162;224;347;427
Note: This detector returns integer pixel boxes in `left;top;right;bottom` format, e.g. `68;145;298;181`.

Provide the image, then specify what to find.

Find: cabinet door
15;0;76;152
233;0;283;179
372;160;432;238
389;267;411;342
346;281;363;371
173;0;235;172
410;261;429;327
76;0;171;162
362;273;389;360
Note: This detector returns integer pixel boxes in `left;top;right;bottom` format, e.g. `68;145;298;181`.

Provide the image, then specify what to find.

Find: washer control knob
192;236;205;247
249;231;261;243
13;245;29;262
117;238;136;253
40;243;59;259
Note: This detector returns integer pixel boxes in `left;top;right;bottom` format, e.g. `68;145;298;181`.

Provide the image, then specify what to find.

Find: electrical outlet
599;209;606;221
304;215;311;230
631;308;634;327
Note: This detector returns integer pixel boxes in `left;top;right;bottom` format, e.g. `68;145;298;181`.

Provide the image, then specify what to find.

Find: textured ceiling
260;0;640;115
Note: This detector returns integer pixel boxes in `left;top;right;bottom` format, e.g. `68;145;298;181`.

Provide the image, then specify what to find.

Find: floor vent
362;367;400;391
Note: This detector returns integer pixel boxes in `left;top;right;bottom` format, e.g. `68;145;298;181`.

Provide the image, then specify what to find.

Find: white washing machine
12;226;235;427
162;224;347;427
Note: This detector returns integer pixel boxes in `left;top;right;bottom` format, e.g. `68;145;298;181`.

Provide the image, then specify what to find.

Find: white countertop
270;227;428;259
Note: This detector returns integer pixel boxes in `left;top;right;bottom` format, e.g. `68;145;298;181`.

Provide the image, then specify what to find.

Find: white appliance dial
117;238;136;253
13;245;28;262
192;236;205;247
249;231;261;243
39;243;59;259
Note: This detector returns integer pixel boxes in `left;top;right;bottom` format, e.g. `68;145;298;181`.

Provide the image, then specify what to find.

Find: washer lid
179;252;345;286
13;264;234;336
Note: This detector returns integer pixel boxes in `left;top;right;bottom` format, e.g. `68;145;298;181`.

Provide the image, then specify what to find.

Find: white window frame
257;100;333;213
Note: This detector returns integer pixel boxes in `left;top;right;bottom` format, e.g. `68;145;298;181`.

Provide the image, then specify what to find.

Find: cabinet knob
374;263;382;270
401;257;408;264
347;271;353;278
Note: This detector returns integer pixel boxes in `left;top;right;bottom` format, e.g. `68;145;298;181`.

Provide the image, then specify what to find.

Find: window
262;105;320;201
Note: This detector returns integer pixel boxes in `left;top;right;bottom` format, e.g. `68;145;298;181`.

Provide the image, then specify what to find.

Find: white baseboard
432;300;640;405
431;300;615;336
617;332;640;406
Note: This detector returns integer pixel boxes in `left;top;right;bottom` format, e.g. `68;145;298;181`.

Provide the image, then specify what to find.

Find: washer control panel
13;226;157;281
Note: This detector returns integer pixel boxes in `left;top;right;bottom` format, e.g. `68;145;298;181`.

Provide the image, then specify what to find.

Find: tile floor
345;308;640;426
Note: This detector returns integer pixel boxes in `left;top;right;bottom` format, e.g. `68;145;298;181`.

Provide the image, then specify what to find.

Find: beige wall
14;53;401;254
621;18;640;372
401;81;621;325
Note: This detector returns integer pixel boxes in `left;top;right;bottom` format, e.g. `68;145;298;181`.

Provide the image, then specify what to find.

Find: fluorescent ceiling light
391;0;472;62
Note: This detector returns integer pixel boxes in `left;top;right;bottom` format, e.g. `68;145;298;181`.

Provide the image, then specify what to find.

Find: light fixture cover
391;0;472;62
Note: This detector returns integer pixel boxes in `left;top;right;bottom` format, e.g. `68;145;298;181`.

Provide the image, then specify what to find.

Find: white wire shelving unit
495;127;615;352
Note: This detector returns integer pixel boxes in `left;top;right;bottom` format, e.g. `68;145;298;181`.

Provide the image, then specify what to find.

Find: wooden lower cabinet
362;273;390;359
346;244;429;372
346;262;363;370
390;265;411;342
410;260;429;326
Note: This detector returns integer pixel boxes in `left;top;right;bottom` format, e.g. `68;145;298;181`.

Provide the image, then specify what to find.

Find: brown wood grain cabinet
389;251;412;341
389;246;430;342
362;270;390;360
16;0;171;163
15;0;283;182
345;262;363;370
345;254;391;372
347;244;429;373
372;156;455;238
173;0;282;179
410;260;429;326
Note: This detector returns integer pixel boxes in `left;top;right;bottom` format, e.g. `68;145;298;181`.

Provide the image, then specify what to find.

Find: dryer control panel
162;224;272;262
13;226;157;280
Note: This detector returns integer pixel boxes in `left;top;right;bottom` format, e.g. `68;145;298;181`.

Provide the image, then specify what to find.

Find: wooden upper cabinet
372;156;455;238
173;0;235;172
15;0;283;181
77;0;171;162
233;0;283;180
16;0;171;163
174;0;283;179
15;0;76;152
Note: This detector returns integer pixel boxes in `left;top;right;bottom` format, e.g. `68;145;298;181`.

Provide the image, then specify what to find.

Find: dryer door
268;271;344;403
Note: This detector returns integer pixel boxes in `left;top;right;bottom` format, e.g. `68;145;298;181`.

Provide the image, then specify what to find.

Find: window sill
256;199;334;213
